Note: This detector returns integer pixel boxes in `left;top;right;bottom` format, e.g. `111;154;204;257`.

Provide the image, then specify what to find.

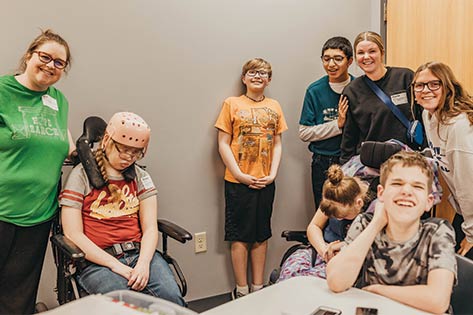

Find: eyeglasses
112;140;144;160
246;70;269;78
33;51;68;70
413;80;442;92
321;55;346;65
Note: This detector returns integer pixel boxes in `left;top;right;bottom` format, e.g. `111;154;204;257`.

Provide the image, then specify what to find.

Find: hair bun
327;165;344;185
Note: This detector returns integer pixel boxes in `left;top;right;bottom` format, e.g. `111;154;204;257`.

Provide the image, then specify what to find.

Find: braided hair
95;143;122;203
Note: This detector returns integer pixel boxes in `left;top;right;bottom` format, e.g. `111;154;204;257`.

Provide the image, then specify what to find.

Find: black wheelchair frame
50;116;192;305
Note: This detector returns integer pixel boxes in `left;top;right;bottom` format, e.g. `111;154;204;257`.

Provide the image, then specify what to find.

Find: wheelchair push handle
281;230;309;245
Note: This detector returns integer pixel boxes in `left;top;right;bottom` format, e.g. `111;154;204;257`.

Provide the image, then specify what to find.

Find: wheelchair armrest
158;219;193;244
281;230;309;244
51;234;86;262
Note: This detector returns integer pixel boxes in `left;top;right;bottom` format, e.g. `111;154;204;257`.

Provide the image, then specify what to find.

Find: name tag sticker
391;92;408;105
141;175;155;190
42;95;58;111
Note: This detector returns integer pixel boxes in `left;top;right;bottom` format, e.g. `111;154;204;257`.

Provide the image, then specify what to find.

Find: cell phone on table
310;306;342;315
355;306;378;315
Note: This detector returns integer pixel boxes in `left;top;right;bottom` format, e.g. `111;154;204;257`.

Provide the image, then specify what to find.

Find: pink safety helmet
105;112;151;154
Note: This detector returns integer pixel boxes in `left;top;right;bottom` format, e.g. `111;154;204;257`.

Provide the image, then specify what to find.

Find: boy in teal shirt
299;37;354;208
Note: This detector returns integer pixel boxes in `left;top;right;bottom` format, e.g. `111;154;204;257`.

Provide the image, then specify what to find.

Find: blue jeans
77;250;185;306
311;153;340;209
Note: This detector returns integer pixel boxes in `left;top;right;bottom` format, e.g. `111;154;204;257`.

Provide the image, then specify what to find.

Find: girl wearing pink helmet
60;112;184;306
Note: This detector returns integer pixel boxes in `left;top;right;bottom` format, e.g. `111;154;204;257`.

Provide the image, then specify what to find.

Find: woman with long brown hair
412;61;473;258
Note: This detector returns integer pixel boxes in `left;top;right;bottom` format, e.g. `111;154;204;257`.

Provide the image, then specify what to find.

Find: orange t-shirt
214;95;288;183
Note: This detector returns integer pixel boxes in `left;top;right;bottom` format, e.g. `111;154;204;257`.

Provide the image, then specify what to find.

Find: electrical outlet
194;232;207;253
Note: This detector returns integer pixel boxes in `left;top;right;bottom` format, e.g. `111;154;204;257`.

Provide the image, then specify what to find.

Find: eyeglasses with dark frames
33;51;68;70
321;55;346;65
413;80;442;93
112;140;144;160
246;69;269;78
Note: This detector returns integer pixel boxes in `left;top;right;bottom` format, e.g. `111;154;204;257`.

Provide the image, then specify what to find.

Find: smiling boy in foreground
326;151;456;314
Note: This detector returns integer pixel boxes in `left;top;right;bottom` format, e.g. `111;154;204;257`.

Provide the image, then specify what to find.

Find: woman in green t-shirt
0;29;75;314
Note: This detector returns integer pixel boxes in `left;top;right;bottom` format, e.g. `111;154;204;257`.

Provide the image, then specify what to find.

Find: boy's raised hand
337;95;349;129
372;200;388;230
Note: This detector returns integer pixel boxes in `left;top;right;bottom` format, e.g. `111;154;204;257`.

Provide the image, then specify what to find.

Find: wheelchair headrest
76;116;137;189
360;141;403;169
76;116;108;189
77;116;108;145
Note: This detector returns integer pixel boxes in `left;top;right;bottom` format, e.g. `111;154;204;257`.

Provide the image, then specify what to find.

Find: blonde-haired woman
413;61;473;258
340;31;423;163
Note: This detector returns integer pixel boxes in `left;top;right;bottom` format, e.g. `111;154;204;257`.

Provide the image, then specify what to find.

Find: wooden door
386;0;473;91
385;0;473;221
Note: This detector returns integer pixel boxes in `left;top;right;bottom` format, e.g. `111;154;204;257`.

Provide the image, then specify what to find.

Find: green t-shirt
0;75;69;226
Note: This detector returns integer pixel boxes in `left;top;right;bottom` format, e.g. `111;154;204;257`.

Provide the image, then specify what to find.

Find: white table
41;291;198;315
201;276;434;315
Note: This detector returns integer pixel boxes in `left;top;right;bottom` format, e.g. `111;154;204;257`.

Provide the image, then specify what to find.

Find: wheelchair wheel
279;243;311;267
35;302;48;313
268;267;281;285
267;243;313;285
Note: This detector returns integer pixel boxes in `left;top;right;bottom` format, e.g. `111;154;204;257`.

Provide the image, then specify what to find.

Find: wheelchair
269;140;437;285
50;116;192;305
451;254;473;314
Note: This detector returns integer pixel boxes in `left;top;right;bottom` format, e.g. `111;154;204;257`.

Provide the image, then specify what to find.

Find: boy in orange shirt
215;58;288;298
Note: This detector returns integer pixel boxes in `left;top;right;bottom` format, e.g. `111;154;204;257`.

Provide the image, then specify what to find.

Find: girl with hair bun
278;164;369;281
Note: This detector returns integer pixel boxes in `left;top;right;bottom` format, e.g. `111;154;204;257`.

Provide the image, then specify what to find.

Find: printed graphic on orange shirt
237;107;279;170
89;184;139;219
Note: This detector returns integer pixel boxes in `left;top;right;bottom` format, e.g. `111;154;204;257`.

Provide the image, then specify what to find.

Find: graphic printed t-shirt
214;95;288;183
60;165;157;248
0;75;69;226
345;213;457;287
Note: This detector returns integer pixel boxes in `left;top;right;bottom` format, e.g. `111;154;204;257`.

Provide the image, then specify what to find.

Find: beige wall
0;0;376;307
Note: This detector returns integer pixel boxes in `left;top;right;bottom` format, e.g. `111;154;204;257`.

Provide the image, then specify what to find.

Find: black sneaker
231;288;246;300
